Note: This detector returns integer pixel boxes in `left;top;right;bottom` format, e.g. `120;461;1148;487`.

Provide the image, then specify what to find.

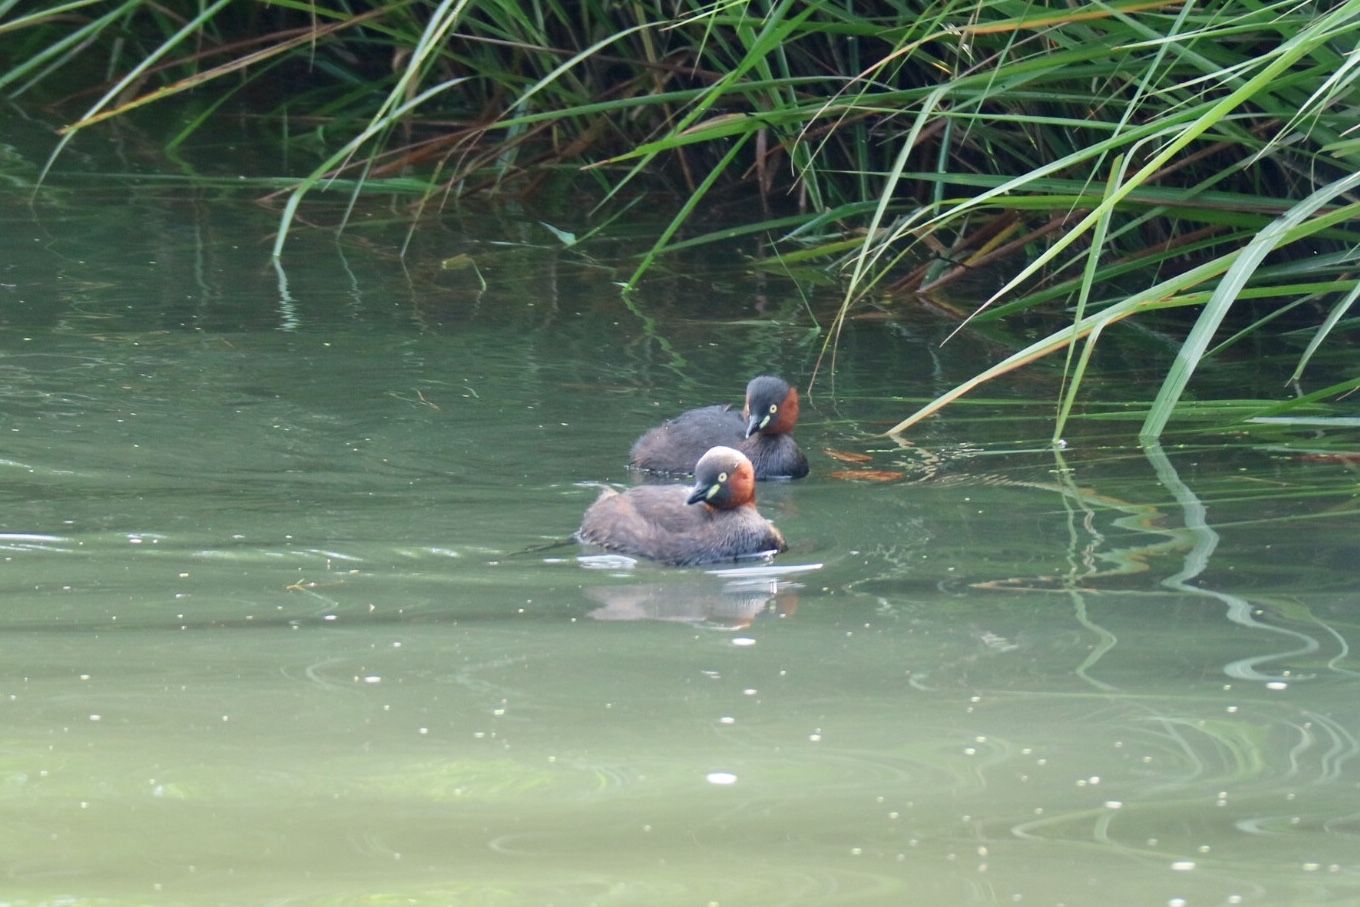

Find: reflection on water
580;564;818;628
3;178;1360;905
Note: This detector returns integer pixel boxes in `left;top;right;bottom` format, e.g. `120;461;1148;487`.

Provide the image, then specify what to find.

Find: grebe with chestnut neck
578;446;786;566
629;375;809;480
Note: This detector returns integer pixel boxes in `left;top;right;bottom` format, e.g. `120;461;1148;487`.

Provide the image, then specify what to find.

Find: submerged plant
7;0;1360;437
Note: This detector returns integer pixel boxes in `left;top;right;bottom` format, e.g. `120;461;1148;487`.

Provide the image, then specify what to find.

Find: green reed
8;0;1360;437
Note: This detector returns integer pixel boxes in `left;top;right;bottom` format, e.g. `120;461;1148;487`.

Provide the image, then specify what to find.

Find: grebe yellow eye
768;404;778;414
718;471;729;483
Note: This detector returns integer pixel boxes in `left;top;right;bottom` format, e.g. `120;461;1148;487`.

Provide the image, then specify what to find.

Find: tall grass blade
1288;285;1360;384
34;0;235;190
1141;168;1360;438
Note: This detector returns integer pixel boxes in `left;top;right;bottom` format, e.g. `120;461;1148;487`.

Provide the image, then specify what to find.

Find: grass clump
7;0;1360;437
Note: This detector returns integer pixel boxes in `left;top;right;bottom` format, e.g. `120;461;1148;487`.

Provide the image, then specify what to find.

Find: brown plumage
578;446;786;566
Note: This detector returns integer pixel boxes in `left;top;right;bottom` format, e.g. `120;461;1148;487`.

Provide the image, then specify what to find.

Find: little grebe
629;375;809;479
578;446;786;566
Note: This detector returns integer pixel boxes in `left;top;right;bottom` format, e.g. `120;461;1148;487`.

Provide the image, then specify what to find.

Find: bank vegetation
8;0;1360;436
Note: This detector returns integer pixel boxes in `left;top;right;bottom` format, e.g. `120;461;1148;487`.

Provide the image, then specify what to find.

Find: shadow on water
3;169;1360;904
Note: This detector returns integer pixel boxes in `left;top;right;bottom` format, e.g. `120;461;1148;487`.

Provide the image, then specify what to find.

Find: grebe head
742;375;800;438
685;446;757;510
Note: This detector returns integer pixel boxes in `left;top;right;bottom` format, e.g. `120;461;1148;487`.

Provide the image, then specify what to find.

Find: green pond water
2;139;1360;907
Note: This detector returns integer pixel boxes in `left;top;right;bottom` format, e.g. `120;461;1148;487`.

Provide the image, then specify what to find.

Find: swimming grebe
629;375;809;480
578;446;786;566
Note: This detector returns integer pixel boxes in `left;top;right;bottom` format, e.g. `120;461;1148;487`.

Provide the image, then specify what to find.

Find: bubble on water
706;772;738;785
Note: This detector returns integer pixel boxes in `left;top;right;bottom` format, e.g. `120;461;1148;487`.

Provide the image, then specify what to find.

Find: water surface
2;160;1360;906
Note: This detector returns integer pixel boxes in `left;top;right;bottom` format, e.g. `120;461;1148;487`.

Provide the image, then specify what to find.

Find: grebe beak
745;412;763;438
